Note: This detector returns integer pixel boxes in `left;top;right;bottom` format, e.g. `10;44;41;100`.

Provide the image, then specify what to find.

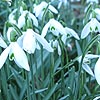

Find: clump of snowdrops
0;0;100;100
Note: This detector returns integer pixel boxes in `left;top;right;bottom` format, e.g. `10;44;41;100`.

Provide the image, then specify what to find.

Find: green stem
50;50;55;100
58;37;65;96
29;0;33;12
30;54;36;100
26;71;30;100
34;52;41;100
41;46;44;81
1;67;9;100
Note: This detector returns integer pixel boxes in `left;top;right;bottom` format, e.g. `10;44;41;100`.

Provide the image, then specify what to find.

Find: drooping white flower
17;29;53;54
78;54;99;77
8;7;38;29
33;1;58;20
61;27;80;44
81;18;100;39
18;10;38;29
65;27;80;40
0;42;30;71
94;57;100;85
41;18;66;37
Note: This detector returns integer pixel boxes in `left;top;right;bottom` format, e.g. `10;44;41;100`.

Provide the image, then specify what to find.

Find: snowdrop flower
41;18;66;37
18;10;38;29
8;8;38;29
86;0;98;3
0;42;30;71
61;27;80;44
5;27;30;71
78;54;99;77
81;18;100;39
64;27;80;40
17;29;53;54
33;1;58;20
94;57;100;85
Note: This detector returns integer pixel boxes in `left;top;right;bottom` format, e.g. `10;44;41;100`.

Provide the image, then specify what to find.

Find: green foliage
0;0;100;100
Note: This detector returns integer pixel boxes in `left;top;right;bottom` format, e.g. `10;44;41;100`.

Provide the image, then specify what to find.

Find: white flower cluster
0;1;56;71
80;7;100;85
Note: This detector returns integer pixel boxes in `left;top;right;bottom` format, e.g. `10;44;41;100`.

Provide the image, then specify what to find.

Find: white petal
65;27;80;40
58;2;62;9
9;9;17;20
37;12;44;20
29;12;38;27
50;19;66;35
58;43;61;56
11;42;30;71
9;9;17;24
77;55;90;63
49;5;58;14
41;21;50;37
17;35;24;48
61;34;67;44
85;54;99;59
0;37;7;48
40;1;48;7
67;43;72;51
23;30;36;54
81;18;100;39
18;11;27;28
36;42;40;50
34;5;42;17
50;28;60;36
33;30;53;52
82;63;94;77
95;19;100;32
18;15;25;29
0;46;11;69
81;22;90;39
53;40;58;48
94;58;100;85
20;6;23;14
33;1;46;18
91;18;100;31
